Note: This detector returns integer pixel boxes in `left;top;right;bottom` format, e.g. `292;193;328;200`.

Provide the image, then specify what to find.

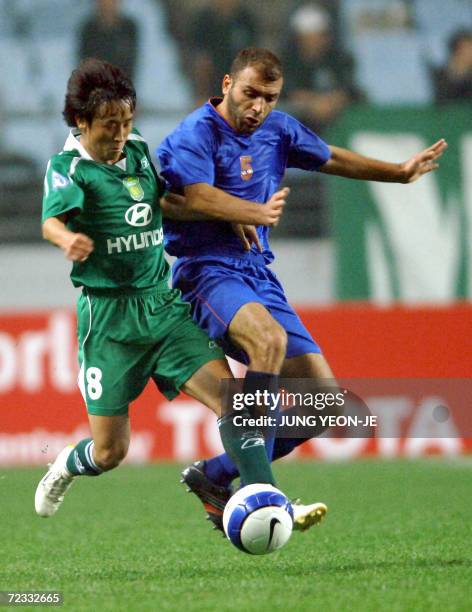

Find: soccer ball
223;483;294;555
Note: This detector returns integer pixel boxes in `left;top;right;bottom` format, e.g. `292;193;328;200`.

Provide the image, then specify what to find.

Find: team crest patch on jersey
52;171;71;190
240;156;254;181
123;176;144;201
140;156;150;170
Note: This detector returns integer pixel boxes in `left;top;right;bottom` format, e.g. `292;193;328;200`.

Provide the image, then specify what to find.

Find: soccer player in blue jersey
157;48;447;532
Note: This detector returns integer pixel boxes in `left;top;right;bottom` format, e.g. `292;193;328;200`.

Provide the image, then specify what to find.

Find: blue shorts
172;252;322;364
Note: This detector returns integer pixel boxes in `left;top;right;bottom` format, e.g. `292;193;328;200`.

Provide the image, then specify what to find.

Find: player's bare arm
161;188;286;226
320;139;448;183
161;192;269;252
160;192;211;221
161;193;278;233
42;215;94;262
184;183;289;226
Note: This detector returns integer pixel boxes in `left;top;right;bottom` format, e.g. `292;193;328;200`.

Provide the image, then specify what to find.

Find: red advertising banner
1;305;471;465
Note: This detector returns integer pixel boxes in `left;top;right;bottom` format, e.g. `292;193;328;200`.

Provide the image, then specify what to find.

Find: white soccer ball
223;483;293;555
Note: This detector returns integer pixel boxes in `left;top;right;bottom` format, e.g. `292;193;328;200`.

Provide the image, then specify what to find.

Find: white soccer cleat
35;445;75;518
292;500;328;532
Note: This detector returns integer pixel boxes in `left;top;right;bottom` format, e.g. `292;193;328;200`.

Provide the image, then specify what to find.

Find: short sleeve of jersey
157;123;215;190
284;115;331;171
42;156;85;223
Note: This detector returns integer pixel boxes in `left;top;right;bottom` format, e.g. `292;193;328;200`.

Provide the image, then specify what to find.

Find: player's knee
271;325;288;357
249;321;287;362
94;444;128;471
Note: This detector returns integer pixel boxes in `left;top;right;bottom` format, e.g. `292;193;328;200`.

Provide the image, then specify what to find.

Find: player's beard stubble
226;88;262;135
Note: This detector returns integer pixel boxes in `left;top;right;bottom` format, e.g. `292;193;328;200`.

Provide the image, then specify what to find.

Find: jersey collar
63;129;94;160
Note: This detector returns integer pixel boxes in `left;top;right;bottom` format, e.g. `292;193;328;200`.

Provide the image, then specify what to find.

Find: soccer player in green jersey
34;58;279;519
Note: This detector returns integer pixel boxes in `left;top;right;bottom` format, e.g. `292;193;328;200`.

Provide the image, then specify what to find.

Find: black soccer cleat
181;460;232;533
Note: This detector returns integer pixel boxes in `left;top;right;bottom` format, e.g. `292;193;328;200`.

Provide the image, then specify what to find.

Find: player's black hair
63;58;136;127
230;48;283;82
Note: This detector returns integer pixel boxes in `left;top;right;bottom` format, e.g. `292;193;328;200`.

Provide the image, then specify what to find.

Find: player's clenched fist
261;187;290;226
61;232;94;262
42;217;95;262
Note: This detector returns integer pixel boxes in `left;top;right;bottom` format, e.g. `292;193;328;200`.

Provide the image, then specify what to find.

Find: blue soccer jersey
157;98;331;263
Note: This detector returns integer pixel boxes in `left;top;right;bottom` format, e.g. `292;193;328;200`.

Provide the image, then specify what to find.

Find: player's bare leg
35;414;130;517
228;302;287;373
280;352;335;380
180;358;231;417
87;414;130;471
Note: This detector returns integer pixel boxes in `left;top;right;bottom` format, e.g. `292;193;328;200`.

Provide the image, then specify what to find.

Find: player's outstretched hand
232;224;263;252
61;232;94;262
261;187;290;226
400;139;448;183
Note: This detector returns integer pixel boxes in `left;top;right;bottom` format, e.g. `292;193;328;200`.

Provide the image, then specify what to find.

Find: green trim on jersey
42;128;169;291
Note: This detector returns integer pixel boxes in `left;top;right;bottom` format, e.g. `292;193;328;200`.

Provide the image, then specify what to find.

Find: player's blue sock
204;371;279;488
271;436;307;460
66;438;102;476
204;453;239;487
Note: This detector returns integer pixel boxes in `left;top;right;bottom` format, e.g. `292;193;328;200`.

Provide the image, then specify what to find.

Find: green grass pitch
1;459;471;611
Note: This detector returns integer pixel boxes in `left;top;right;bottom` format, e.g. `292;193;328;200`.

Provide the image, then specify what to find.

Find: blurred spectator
77;0;138;81
346;0;413;35
282;3;363;134
340;0;431;105
278;4;363;239
190;0;258;103
431;29;472;103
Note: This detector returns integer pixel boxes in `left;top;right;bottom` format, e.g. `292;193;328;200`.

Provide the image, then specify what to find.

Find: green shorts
77;285;225;416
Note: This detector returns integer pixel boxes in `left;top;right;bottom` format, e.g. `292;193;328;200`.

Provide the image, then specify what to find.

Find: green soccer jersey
42;128;169;290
